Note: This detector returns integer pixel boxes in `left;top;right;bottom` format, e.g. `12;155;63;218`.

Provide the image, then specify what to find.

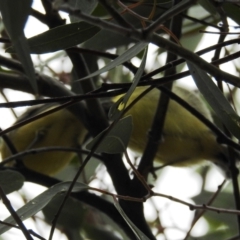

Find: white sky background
0;1;239;240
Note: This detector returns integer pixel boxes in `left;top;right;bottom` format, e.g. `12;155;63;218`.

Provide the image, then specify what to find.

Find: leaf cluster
0;0;239;240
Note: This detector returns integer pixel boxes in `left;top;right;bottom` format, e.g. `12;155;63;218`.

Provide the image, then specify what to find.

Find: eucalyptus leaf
7;22;101;54
86;116;133;154
13;35;38;93
0;0;37;93
79;42;148;81
187;62;240;139
42;194;85;229
0;170;24;195
113;197;151;240
0;0;32;39
0;181;88;234
109;45;148;120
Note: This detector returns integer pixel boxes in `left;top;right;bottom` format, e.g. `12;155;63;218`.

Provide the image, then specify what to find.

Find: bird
1;105;87;176
114;86;232;176
1;86;233;177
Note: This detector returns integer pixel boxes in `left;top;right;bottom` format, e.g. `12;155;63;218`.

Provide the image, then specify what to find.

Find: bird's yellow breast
1;107;87;176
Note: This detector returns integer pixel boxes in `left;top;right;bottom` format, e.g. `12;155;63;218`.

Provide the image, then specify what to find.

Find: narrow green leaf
13;35;38;93
0;0;38;93
187;62;240;139
113;197;151;240
7;22;101;54
0;0;32;39
86;116;133;154
42;194;85;229
0;181;88;234
79;42;148;80
109;46;148;120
